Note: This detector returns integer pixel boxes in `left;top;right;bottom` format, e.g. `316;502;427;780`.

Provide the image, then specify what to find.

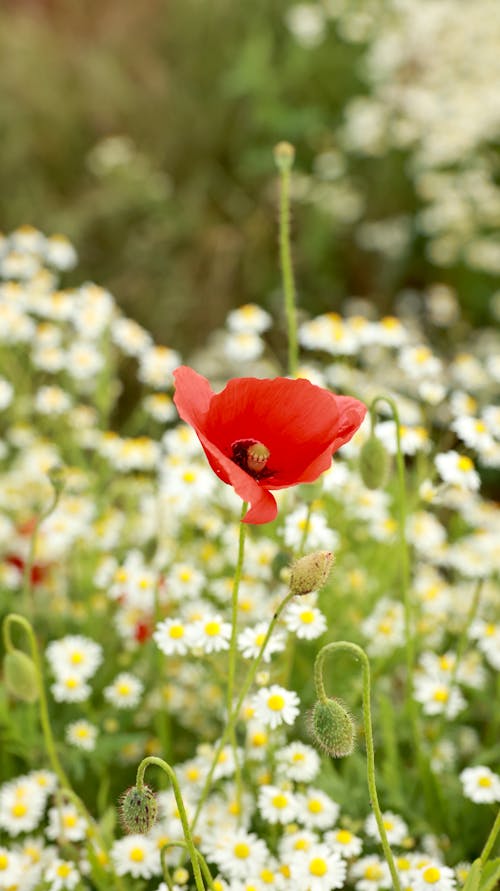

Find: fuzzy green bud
289;551;334;596
359;435;391;489
309;698;355;758
3;650;40;703
119;784;158;834
273;141;295;171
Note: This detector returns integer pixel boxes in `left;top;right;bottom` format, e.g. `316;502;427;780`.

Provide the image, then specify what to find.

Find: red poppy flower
173;366;367;524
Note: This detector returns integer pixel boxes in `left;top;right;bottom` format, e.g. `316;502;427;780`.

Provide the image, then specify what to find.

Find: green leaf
462;859;482;891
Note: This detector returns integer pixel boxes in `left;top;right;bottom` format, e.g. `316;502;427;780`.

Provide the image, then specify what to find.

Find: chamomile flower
66;720;98;752
104;672;144;709
434;452;480;491
191;614;232;654
297;788;340;830
365;811;409;845
324;827;363;858
284;505;340;551
284;600;327;640
350;855;391;891
154;617;193;656
258;785;299;824
226;304;272;334
66;340;104;380
46;635;103;680
276;741;320;782
237;622;286;661
44;858;81;890
413;862;456;891
46;804;88;842
459;766;500;803
413;676;466;719
251;685;300;730
138;345;181;388
289;843;347;891
211;830;269;881
0;777;46;836
51;673;92;703
111;834;161;878
0;847;24;888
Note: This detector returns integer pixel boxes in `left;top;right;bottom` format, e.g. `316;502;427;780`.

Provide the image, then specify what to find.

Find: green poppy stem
314;641;403;891
275;141;299;377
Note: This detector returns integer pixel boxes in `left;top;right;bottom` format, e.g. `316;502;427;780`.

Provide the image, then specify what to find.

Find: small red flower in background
173;366;367;524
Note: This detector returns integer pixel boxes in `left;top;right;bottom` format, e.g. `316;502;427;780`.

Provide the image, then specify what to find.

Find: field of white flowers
0;146;499;890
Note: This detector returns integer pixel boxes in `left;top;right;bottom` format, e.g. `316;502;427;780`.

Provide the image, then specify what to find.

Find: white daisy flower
46;804;88;842
284;601;327;640
44;858;81;890
111;833;161;879
434;451;480;491
138;345;181;389
66;720;98;752
0;847;24;887
350;854;391;891
459;765;500;804
154;618;193;656
211;830;269;881
226;303;272;334
365;811;409;845
289;843;347;891
324;827;363;858
51;673;92;704
191;614;231;654
251;685;300;730
224;331;264;363
46;635;103;680
0;777;46;836
276;741;320;782
258;785;299;824
237;622;285;661
413;862;456;891
414;676;466;719
104;672;143;709
66;340;104;380
297;788;340;830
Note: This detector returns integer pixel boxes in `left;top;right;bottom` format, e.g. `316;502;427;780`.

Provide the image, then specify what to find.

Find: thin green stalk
161;842;216;891
275;141;298;377
190;589;296;835
22;475;63;616
226;502;248;815
136;756;205;891
314;641;403;891
480;807;500;866
3;613;124;891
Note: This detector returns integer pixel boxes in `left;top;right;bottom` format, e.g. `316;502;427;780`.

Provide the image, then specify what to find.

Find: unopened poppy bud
274;141;295;171
359;435;390;489
3;650;39;703
309;698;355;758
119;784;158;834
289;551;334;596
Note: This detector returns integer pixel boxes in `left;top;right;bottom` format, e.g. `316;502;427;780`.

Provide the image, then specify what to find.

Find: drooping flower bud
119;784;158;834
359;435;391;489
289;551;334;596
308;698;355;758
3;650;39;703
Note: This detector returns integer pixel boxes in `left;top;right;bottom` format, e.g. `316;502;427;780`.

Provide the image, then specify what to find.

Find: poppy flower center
231;439;271;478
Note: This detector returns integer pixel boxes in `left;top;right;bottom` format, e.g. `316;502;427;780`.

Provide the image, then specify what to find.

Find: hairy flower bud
119;784;158;834
359;435;391;489
309;698;355;758
289;551;334;596
3;650;39;703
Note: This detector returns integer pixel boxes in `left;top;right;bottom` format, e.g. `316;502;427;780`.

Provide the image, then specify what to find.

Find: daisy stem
189;589;296;835
480;807;500;866
136;756;206;891
161;842;217;891
314;641;403;891
275;142;299;377
3;613;125;891
22;473;63;617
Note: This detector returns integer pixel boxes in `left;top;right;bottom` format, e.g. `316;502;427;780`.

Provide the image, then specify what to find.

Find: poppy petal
173;366;214;428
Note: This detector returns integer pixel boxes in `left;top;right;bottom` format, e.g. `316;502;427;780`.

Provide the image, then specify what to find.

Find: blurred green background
1;0;498;352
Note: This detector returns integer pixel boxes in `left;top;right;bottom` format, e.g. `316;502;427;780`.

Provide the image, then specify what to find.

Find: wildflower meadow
0;139;499;891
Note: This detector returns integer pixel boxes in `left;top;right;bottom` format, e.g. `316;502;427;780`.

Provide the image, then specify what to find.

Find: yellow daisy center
267;694;285;711
309;857;328;877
